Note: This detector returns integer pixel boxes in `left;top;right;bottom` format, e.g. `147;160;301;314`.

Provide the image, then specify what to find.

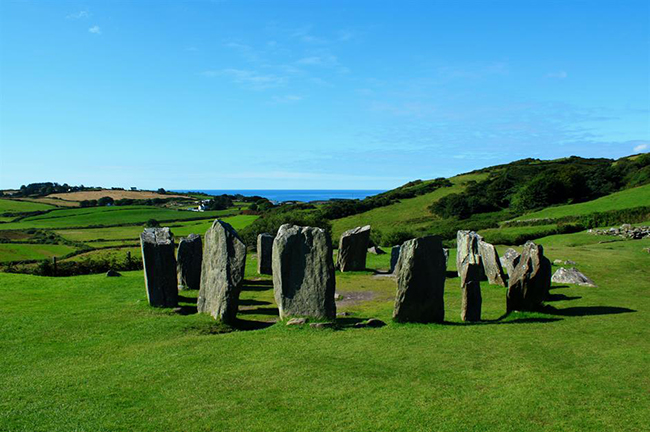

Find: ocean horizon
171;189;386;203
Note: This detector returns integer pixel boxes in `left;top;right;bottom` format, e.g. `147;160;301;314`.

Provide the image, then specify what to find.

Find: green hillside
0;198;56;213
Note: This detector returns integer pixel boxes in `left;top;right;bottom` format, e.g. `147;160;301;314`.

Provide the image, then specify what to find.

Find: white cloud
633;143;648;152
67;11;90;19
202;69;286;90
88;26;101;35
546;70;568;79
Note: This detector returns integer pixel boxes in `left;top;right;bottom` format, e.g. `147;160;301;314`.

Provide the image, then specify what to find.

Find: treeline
430;154;650;219
320;178;452;220
79;197;179;207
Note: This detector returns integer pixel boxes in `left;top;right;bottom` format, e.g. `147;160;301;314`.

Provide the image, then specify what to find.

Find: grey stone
365;318;386;328
256;233;274;275
460;263;482;321
551;267;596;287
337;225;371;271
286;318;307;326
310;322;335;329
106;269;121;277
507;241;552;312
368;245;386;255
443;248;449;268
478;240;507;287
176;233;202;290
390;245;402;274
456;230;484;280
197;220;246;324
500;248;521;276
272;224;336;320
393;236;447;323
140;227;178;307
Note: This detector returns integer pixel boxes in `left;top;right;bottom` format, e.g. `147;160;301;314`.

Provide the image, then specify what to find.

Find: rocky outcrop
197;220;246;324
337;225;371;271
256;233;274;275
478;240;507;286
272;224;336;320
551;267;596;287
176;233;203;290
589;224;650;240
393;236;446;323
507;241;552;312
140;227;178;307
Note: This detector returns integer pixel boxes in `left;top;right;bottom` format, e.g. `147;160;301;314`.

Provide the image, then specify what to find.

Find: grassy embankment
1;230;648;431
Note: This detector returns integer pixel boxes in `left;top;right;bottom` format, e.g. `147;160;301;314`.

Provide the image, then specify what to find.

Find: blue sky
0;0;648;190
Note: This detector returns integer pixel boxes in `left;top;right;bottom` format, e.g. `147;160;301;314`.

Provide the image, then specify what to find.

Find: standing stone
443;248;449;268
140;227;178;307
257;233;273;275
500;248;521;276
197;220;246;324
337;225;371;272
507;241;552;312
478;240;507;287
460;263;482;321
393;236;446;323
272;224;336;320
456;230;484;279
390;245;402;274
176;233;203;290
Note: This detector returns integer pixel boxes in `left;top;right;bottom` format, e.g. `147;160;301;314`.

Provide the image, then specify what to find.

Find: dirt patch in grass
336;290;377;306
47;190;188;202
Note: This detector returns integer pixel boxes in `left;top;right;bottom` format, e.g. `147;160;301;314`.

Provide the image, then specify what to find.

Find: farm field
0;198;56;213
0;243;76;263
519;184;650;220
1;231;648;431
47;189;187;201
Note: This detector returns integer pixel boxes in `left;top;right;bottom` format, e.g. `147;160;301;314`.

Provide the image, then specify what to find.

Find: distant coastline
171;189;386;203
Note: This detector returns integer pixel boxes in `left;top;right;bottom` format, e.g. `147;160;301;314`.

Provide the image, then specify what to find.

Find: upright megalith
272;224;336;320
460;262;482;322
393;236;446;323
390;245;402;274
500;248;521;275
337;225;371;272
176;233;203;290
507;241;552;312
256;233;273;275
197;220;246;324
478;240;507;287
456;230;484;278
140;227;178;307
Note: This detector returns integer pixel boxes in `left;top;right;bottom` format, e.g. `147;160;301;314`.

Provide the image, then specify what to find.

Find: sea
172;190;385;203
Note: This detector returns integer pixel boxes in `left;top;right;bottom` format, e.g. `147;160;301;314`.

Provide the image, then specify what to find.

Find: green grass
1;230;648;431
0;206;233;230
56;215;259;243
332;173;488;239
64;247;142;263
0;198;55;213
0;243;76;262
520;184;650;220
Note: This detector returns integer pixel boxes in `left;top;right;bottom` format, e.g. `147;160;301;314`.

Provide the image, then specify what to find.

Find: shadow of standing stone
197;220;246;324
141;227;178;307
177;233;202;290
393;236;446;323
272;224;336;320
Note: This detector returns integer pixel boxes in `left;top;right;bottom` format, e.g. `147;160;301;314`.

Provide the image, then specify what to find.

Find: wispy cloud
67;10;90;20
547;70;568;79
271;94;303;104
88;26;101;35
202;68;286;90
633;142;649;152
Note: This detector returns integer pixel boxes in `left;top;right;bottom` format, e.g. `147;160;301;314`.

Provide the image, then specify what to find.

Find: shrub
144;219;160;228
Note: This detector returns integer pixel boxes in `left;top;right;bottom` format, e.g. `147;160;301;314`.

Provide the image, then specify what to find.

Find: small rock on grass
336;311;350;317
354;318;387;328
106;269;122;277
286;318;307;326
309;322;335;329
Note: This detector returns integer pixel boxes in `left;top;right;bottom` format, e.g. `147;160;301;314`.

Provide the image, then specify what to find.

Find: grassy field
0;198;55;213
0;243;76;262
0;206;232;230
519;184;650;220
47;189;187;201
332;173;488;239
1;230;648;431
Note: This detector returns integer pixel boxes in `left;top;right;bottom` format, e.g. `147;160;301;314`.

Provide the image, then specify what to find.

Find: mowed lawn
519;183;650;220
0;198;55;213
0;243;77;262
0;206;233;230
1;232;648;431
331;173;488;239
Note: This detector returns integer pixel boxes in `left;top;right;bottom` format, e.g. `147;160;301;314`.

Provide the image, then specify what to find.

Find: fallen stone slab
551;267;596;287
368;245;386;255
